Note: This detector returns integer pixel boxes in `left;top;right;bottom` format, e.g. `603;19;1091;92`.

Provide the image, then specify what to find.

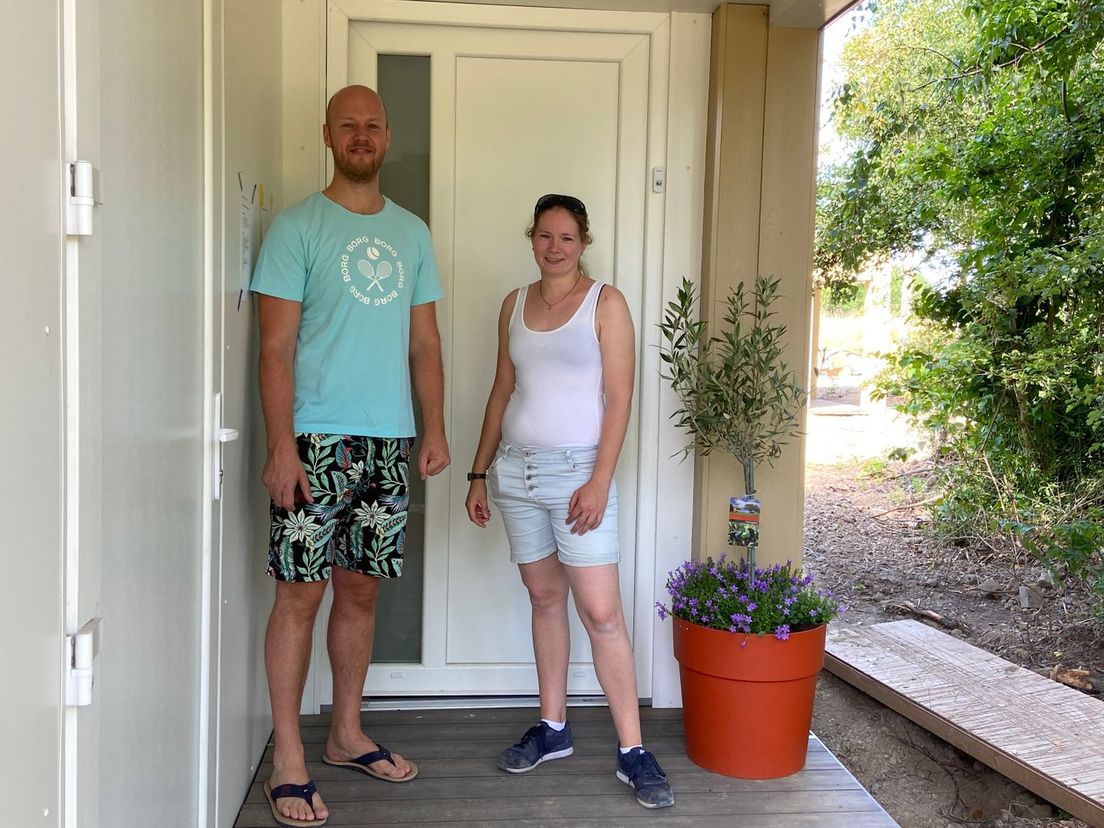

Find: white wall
0;4;65;826
96;1;206;824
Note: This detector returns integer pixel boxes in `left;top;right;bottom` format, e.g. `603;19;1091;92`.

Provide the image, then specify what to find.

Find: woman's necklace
538;272;583;311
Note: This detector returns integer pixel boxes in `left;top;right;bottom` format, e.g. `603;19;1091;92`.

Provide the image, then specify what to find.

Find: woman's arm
567;285;635;534
465;289;520;527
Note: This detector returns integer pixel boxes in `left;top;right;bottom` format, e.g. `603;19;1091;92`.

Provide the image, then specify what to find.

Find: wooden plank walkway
825;620;1104;827
235;706;897;827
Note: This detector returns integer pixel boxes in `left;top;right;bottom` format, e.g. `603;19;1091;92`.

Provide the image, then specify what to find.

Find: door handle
218;427;240;443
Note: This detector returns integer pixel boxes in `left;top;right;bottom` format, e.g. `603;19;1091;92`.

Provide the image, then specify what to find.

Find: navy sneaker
497;721;574;773
616;747;675;808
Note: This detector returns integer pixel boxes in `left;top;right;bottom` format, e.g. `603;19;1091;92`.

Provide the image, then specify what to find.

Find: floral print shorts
267;433;412;582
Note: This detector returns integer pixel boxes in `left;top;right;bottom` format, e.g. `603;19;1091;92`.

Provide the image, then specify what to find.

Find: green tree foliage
822;281;868;315
818;0;1104;598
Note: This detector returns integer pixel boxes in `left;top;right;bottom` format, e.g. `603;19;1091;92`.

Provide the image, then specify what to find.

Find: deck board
825;619;1104;827
235;706;896;827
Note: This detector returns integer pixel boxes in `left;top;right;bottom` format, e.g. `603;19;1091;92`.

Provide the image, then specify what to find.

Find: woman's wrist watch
466;471;487;481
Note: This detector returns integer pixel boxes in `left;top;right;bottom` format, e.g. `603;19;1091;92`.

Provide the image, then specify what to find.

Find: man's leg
519;555;572;721
323;566;413;778
265;578;329;822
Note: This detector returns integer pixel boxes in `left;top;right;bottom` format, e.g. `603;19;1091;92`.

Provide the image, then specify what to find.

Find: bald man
251;85;448;826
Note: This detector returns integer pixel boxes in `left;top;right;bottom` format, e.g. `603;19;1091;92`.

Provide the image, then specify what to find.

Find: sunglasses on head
535;193;587;216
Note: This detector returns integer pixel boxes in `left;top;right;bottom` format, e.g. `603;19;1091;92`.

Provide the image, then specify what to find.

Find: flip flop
263;779;328;827
322;744;419;782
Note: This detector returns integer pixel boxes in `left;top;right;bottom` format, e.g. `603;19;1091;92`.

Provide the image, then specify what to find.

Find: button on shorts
488;442;620;567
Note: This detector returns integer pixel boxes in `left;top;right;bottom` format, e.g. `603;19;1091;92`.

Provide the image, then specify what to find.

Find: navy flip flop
263;779;327;827
322;744;419;782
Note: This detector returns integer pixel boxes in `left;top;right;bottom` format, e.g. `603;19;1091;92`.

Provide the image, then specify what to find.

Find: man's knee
272;580;327;622
332;568;382;610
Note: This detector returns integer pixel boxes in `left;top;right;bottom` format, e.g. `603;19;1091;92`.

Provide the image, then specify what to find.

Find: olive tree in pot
657;275;832;780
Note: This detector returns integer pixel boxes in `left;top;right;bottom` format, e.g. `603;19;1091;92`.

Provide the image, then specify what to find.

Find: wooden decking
826;620;1104;827
235;706;896;827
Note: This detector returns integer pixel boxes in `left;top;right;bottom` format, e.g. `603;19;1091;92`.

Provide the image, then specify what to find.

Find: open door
201;2;285;825
2;3;67;826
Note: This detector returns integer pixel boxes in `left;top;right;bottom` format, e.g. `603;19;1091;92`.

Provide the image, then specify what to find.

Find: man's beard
333;147;384;184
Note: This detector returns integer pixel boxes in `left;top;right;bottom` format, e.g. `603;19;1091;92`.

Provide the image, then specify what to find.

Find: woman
464;194;674;809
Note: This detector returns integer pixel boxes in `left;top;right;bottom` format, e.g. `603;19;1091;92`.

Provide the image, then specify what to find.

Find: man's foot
497;721;575;773
266;757;329;825
324;734;416;781
616;747;675;809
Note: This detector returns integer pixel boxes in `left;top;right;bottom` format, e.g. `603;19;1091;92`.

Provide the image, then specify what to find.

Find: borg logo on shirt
340;234;407;307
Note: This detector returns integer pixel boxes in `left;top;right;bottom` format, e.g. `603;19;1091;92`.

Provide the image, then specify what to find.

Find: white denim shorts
488;442;620;567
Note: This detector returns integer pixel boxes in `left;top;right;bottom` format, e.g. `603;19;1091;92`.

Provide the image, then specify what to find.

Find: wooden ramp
826;620;1104;827
235;706;897;827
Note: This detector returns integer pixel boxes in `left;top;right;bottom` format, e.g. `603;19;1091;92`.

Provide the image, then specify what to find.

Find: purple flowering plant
656;554;843;640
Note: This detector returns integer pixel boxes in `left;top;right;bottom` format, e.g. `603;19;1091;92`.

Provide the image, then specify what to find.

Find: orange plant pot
672;617;826;779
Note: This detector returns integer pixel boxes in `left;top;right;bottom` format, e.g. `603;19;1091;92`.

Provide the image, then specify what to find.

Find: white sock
541;718;566;731
619;744;643;754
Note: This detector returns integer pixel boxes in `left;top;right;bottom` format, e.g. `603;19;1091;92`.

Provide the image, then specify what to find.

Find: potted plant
657;276;843;779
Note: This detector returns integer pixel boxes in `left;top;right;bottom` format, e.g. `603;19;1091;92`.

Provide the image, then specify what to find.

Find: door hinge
65;617;102;707
66;160;98;237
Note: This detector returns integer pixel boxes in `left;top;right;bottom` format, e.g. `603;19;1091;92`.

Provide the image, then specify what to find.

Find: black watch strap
466;472;488;481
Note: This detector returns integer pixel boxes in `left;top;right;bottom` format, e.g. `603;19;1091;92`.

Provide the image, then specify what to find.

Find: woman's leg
518;554;572;721
565;563;642;747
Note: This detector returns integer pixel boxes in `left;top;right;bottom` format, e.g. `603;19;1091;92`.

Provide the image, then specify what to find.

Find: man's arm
258;294;313;509
409;302;450;479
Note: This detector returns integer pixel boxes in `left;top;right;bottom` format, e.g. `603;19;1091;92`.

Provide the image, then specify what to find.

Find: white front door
324;2;669;697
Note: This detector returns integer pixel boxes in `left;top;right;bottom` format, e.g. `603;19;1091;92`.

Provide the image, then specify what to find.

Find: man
251;85;449;827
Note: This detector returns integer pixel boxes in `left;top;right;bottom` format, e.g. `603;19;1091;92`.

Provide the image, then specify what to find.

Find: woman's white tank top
500;281;605;448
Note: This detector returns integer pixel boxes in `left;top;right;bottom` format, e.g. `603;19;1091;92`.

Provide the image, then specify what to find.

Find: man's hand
418;430;450;480
262;441;314;510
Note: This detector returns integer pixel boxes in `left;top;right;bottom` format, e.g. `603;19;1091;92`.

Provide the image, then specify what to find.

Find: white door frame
61;0;105;824
327;0;668;701
282;0;706;709
340;18;651;696
198;2;219;824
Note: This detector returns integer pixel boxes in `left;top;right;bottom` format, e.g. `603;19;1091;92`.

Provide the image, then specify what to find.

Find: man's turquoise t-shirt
250;193;444;438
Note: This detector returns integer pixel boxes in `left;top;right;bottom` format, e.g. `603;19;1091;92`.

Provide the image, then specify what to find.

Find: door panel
329;9;657;697
2;4;64;826
448;53;624;665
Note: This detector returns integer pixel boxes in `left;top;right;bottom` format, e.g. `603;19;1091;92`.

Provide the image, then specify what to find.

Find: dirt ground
803;381;1103;828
